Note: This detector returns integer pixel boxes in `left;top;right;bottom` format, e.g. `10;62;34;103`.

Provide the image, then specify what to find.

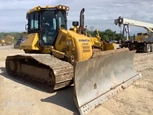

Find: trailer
114;17;153;53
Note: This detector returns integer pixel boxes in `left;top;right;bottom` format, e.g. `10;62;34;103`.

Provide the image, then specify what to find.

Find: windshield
40;10;67;46
40;10;57;45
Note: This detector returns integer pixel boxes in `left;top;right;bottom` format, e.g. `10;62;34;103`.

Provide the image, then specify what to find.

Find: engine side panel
55;28;92;62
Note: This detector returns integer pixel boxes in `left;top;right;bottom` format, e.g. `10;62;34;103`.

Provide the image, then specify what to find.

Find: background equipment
14;32;27;49
115;17;153;52
0;35;14;46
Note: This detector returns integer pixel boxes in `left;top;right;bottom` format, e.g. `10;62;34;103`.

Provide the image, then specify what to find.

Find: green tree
103;35;109;41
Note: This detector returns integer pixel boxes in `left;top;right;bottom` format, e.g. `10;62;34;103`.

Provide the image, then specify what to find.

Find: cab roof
27;5;70;14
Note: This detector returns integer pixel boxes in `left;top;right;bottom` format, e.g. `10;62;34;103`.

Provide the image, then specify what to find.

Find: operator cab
26;5;69;46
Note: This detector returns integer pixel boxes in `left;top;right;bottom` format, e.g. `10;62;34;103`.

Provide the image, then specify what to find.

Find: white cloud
0;0;153;34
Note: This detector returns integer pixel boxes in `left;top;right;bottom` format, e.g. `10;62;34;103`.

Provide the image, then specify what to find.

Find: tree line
89;29;121;41
0;29;122;42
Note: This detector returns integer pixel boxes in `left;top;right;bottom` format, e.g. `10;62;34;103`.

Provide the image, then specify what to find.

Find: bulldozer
0;35;14;46
5;5;141;115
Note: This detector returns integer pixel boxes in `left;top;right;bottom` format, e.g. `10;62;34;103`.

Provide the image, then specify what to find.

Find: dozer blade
74;49;142;115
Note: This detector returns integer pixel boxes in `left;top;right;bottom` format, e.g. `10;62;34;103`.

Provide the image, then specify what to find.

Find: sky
0;0;153;34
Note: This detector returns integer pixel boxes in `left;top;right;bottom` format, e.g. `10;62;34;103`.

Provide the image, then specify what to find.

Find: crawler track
5;54;73;92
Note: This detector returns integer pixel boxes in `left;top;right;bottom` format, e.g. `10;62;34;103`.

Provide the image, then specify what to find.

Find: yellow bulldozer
5;5;141;115
0;35;14;46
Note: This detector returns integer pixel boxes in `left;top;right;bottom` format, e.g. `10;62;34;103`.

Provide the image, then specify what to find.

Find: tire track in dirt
1;46;153;115
101;53;153;115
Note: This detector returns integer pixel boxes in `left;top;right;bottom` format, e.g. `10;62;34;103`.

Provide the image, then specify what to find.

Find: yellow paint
20;33;40;50
104;43;114;50
135;33;148;41
27;5;69;15
55;28;92;62
19;28;114;61
0;35;14;45
20;5;114;62
88;30;114;51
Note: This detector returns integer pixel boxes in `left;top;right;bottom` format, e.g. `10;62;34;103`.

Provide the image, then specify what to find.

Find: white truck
114;17;153;52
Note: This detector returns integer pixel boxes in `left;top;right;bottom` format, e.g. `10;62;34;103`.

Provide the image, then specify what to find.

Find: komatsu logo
78;39;90;42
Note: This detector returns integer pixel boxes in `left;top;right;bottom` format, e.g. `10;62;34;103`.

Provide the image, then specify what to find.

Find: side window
34;13;39;29
58;11;66;29
59;17;62;27
29;13;39;30
53;18;56;30
30;14;34;29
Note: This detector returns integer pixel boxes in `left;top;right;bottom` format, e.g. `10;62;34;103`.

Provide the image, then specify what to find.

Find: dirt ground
0;45;153;115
